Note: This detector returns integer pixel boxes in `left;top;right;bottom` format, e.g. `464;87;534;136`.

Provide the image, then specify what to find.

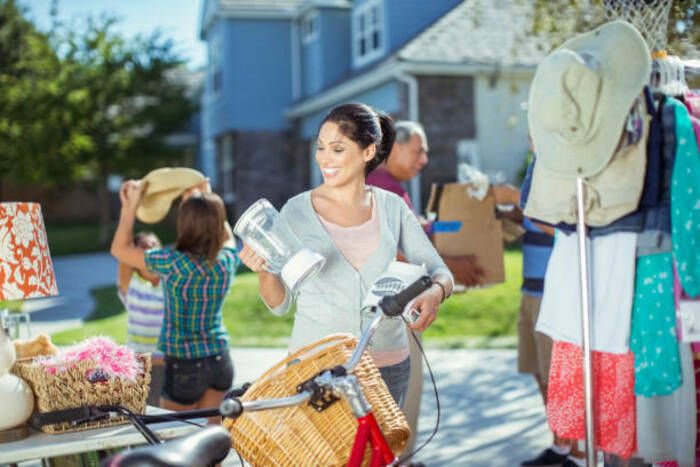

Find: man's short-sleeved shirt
145;246;239;358
366;167;414;210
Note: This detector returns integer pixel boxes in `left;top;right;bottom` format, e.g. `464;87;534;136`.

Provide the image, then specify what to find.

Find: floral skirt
547;340;637;458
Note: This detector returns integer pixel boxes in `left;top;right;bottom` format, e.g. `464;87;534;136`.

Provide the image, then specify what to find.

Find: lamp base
0;424;29;443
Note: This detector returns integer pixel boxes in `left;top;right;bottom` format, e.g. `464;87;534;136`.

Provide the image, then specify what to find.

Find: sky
20;0;207;70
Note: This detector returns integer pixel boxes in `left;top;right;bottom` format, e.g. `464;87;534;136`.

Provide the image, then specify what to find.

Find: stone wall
229;130;309;219
417;75;476;207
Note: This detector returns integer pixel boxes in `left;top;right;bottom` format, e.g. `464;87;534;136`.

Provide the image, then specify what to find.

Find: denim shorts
162;351;234;405
378;357;411;408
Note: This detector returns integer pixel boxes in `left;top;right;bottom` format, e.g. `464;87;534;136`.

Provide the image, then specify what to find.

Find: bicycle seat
103;425;231;467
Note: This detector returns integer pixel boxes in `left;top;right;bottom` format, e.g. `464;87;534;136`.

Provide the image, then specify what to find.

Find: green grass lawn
52;251;522;348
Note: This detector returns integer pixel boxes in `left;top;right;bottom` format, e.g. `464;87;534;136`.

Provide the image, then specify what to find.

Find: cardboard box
426;183;505;286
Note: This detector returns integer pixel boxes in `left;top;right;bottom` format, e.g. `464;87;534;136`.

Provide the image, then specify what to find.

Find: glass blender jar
234;199;325;292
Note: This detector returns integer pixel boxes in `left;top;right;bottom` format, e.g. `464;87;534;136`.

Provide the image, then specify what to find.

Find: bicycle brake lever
297;370;339;412
227;382;252;398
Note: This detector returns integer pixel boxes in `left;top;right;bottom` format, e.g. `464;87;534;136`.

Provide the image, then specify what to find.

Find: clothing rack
577;55;697;466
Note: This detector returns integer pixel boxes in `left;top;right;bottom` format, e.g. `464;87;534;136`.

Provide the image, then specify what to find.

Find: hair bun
363;110;395;175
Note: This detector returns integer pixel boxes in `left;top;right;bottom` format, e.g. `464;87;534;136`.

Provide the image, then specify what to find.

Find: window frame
301;10;320;45
352;0;385;68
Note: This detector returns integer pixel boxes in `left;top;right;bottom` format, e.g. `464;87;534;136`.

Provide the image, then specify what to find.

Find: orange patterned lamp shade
0;203;58;301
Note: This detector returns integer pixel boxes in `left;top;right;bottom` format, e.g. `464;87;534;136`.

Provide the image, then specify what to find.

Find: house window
208;35;222;94
352;0;384;67
301;11;319;44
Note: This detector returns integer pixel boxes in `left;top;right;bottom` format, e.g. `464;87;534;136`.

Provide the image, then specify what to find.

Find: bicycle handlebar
379;275;433;317
344;275;432;372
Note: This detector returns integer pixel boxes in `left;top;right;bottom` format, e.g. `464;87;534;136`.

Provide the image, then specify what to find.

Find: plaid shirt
145;246;239;359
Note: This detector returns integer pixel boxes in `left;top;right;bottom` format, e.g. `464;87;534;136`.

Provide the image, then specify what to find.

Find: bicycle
44;276;436;467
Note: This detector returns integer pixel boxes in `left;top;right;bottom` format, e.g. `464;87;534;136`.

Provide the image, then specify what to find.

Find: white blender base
280;249;325;292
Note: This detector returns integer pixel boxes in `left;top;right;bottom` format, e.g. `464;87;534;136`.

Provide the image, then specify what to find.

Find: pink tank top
318;198;380;270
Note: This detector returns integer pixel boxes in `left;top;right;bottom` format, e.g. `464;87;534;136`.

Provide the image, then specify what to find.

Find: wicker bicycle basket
11;353;151;434
224;334;410;466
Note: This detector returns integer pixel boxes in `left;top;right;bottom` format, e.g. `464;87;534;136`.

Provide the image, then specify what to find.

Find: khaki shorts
517;293;553;381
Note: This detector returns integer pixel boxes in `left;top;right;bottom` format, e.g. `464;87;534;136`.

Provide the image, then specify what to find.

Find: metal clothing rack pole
576;177;596;466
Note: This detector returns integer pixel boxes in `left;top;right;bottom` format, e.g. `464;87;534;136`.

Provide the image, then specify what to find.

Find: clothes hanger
673;55;689;96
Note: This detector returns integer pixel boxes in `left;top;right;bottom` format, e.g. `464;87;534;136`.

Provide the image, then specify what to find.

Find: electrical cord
229;433;246;466
135;413;207;429
396;324;441;465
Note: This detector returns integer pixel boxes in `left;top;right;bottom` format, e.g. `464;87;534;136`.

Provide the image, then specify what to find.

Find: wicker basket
12;354;151;434
224;334;410;466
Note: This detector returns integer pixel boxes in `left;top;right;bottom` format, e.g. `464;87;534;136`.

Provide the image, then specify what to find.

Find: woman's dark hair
175;193;226;264
319;103;396;176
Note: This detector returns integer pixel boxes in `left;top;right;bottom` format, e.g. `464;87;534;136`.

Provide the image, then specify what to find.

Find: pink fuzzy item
38;336;142;381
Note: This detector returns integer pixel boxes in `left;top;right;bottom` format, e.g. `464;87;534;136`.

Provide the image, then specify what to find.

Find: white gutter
405;61;536;79
297;0;352;16
217;10;297;19
393;69;422;212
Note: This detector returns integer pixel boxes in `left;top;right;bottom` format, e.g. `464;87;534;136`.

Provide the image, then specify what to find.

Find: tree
56;17;195;243
529;0;699;57
0;0;66;182
0;3;195;244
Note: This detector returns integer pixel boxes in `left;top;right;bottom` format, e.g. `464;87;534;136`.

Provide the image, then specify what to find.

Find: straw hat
136;167;206;224
528;20;650;178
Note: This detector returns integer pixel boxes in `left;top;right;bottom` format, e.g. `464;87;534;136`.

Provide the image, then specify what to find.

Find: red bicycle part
347;413;396;467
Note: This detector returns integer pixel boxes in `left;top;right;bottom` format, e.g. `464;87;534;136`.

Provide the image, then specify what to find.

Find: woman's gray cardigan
265;187;453;354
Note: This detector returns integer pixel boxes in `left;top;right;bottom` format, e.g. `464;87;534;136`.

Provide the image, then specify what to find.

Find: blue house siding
301;29;322;97
384;0;462;52
319;10;351;89
299;80;402;139
302;9;351;98
200;91;218;182
200;18;224;183
209;19;294;135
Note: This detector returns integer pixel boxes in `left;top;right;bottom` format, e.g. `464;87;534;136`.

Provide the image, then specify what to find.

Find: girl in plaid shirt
111;179;239;421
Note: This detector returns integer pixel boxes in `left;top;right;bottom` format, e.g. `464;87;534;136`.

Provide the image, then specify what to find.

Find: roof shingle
398;0;550;67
